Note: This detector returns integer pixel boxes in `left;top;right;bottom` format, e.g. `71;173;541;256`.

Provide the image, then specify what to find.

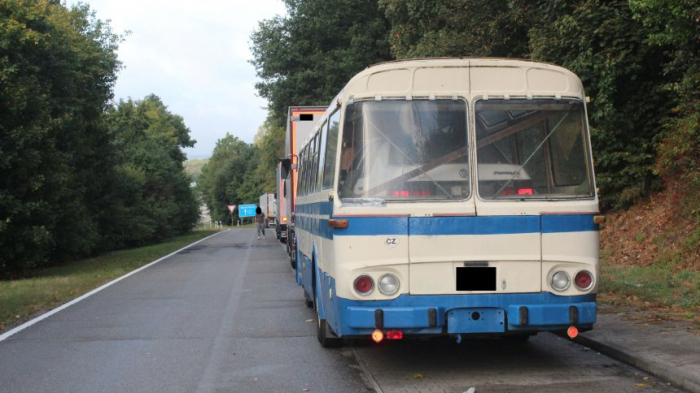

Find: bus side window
322;110;340;190
317;121;328;191
339;104;363;198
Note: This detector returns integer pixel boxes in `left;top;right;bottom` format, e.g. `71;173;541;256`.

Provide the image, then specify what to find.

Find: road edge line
0;230;227;343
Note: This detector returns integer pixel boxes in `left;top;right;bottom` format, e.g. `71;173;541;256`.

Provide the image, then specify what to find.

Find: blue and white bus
294;58;603;347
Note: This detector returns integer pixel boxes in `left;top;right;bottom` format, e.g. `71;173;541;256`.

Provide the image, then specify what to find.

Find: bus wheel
304;290;313;308
316;297;342;348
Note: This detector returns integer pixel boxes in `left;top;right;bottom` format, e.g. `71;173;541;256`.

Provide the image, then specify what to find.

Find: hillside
184;159;209;182
599;188;700;324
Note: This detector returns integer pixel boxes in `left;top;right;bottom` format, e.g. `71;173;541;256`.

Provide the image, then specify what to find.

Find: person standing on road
255;207;266;239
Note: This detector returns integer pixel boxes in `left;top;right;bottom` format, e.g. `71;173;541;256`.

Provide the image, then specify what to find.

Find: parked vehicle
294;58;602;347
276;106;327;264
258;193;276;227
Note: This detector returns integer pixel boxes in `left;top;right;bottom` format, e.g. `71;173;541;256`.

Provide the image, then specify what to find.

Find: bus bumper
335;293;596;337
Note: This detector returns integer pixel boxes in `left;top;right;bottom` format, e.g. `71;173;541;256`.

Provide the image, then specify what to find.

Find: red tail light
386;330;403;340
574;271;593;290
517;188;533;195
353;275;374;296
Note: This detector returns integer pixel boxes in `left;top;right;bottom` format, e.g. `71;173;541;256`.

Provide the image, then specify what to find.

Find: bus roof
342;58;585;102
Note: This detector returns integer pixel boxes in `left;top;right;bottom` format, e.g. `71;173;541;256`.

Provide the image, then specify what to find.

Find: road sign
238;204;257;218
227;205;236;213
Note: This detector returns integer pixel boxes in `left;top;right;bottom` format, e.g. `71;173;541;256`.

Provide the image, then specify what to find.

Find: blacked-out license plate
456;267;496;291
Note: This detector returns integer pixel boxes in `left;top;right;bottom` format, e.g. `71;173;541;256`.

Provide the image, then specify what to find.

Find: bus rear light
371;329;384;343
551;271;571;291
378;274;400;295
354;275;374;296
567;326;579;339
517;188;533;195
282;217;287;222
574;271;593;290
386;330;403;340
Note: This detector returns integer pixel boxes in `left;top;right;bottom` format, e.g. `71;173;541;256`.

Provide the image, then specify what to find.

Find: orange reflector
328;219;349;229
593;215;606;225
567;326;579;339
371;329;384;343
386;330;403;340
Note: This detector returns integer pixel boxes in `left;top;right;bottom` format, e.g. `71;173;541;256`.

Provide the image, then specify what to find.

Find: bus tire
304;290;313;308
315;295;342;348
316;316;342;348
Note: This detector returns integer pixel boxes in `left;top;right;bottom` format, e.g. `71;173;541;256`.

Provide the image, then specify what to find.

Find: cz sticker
385;237;399;248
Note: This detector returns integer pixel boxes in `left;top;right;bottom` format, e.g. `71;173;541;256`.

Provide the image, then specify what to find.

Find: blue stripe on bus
541;214;598;233
295;202;598;239
409;216;540;236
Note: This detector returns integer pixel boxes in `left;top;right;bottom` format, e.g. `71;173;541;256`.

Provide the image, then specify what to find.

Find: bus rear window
338;100;469;201
475;100;594;200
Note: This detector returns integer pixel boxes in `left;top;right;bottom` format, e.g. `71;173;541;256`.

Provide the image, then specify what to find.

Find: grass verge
0;230;220;334
599;252;700;325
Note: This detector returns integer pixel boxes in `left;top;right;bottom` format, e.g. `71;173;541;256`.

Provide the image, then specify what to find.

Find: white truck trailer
258;193;276;227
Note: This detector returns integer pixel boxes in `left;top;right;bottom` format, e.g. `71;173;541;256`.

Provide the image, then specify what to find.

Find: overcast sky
66;0;287;159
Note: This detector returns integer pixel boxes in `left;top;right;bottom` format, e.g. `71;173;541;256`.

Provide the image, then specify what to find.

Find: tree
103;95;200;247
252;119;286;193
632;0;700;220
521;0;673;208
0;0;122;272
250;0;392;127
197;135;256;222
380;0;529;59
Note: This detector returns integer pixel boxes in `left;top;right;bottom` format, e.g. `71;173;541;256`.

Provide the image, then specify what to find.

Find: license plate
456;267;496;291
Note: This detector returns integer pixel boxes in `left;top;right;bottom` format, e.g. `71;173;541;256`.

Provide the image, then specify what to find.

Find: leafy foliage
102;95;200;248
380;0;529;59
1;0;121;272
633;0;700;223
379;0;686;210
250;0;392;127
0;2;199;275
197;135;257;222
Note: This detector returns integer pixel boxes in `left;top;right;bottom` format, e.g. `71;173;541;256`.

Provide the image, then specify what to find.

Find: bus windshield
475;100;594;200
338;99;469;201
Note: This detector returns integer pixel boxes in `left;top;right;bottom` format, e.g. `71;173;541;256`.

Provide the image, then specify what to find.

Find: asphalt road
0;230;685;392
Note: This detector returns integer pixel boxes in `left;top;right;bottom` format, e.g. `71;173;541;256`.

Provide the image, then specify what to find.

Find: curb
571;334;700;393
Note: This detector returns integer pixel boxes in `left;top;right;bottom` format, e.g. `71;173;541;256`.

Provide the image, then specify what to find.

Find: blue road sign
239;204;257;218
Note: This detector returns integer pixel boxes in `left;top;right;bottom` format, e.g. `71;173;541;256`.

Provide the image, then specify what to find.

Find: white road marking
0;231;227;343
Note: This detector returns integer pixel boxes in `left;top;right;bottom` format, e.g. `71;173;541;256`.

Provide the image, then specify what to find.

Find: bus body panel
293;58;600;342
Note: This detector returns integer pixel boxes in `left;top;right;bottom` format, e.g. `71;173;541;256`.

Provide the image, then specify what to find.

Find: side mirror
279;158;291;179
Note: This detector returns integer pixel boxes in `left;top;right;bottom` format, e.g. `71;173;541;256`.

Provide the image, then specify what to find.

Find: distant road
0;230;681;392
